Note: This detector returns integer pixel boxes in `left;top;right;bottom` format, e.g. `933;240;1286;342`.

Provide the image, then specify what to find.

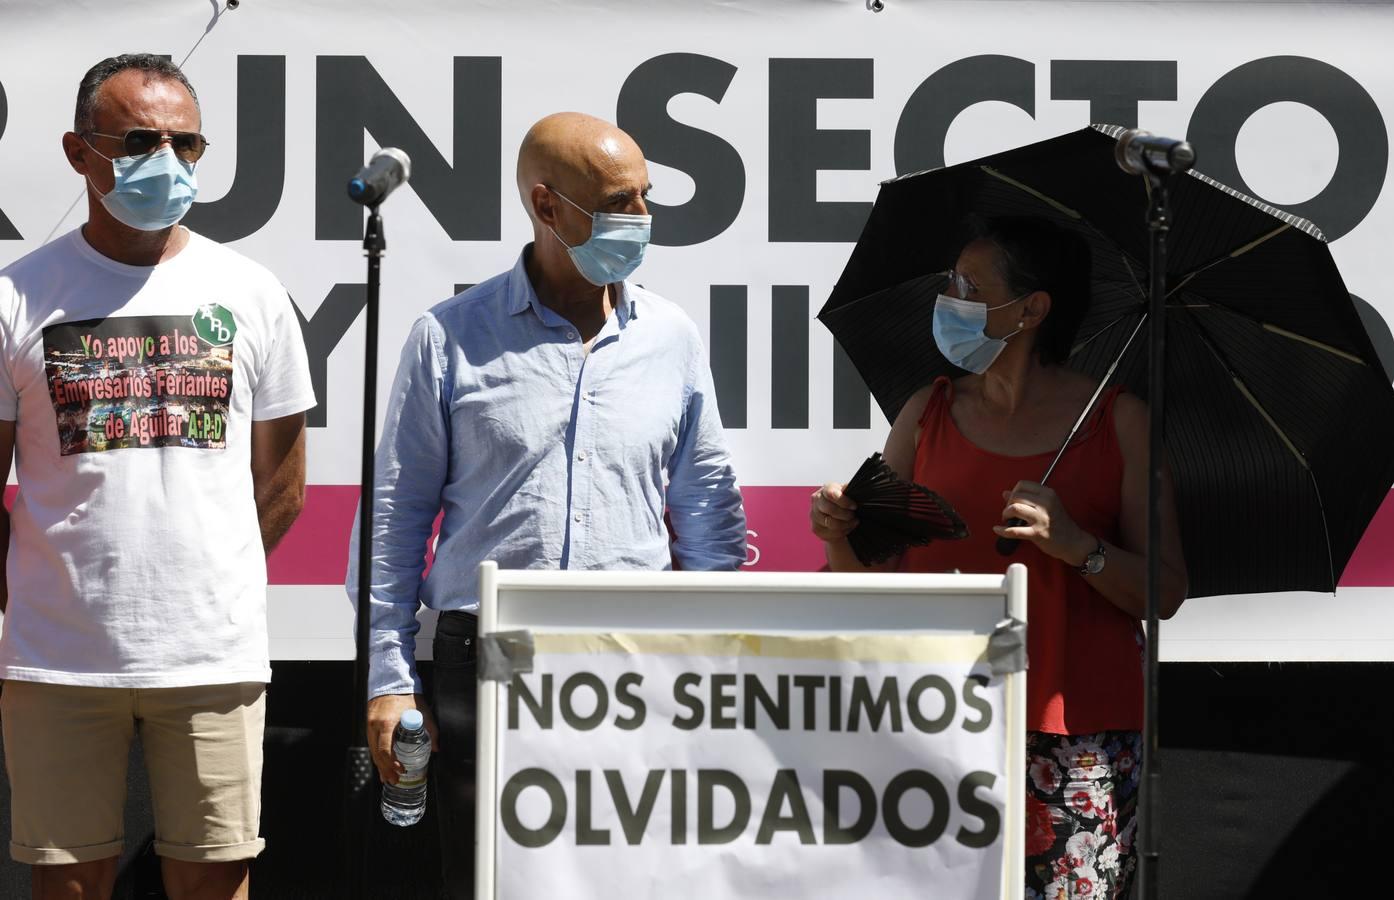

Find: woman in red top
811;216;1187;899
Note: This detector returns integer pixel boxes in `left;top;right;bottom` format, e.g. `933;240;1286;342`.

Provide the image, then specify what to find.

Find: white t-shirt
0;228;315;687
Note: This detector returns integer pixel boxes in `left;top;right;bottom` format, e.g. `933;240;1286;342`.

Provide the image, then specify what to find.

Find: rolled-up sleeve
346;314;450;698
665;350;746;571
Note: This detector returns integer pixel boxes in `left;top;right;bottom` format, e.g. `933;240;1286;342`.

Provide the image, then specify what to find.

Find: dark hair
967;215;1092;366
74;54;199;133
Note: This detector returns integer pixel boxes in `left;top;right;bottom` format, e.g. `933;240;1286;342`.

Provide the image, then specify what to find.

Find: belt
437;609;478;634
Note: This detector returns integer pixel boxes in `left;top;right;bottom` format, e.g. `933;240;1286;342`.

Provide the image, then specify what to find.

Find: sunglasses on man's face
83;128;210;163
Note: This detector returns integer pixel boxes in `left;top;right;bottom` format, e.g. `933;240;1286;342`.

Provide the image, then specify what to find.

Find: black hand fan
841;453;969;566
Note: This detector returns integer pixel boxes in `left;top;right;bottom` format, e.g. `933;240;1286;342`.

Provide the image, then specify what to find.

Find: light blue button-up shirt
349;248;747;697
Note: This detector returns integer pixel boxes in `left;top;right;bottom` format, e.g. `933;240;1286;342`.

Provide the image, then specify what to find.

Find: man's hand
367;693;440;784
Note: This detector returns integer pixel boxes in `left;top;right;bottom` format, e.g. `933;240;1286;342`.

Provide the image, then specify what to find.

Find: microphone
1114;129;1195;177
347;147;412;206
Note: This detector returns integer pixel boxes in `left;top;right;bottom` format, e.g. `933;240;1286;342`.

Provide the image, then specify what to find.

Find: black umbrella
819;124;1394;599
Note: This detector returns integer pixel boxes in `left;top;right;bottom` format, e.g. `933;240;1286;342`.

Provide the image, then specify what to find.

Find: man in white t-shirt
0;54;315;900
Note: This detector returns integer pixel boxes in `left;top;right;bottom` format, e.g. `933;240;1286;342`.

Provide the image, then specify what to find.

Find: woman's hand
810;482;858;543
993;480;1094;565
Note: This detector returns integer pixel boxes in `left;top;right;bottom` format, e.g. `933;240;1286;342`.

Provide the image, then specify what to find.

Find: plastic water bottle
380;708;430;826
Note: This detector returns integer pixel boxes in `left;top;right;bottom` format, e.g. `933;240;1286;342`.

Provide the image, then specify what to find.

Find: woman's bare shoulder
1053;367;1103;401
1109;390;1150;460
885;379;950;477
907;376;949;407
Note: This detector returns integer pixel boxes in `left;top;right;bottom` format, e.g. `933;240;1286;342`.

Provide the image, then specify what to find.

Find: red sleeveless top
899;378;1143;734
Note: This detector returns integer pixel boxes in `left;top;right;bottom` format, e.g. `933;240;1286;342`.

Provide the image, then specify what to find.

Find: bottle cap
400;709;424;731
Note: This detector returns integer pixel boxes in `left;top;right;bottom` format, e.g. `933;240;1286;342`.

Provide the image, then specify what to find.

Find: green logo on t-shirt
192;303;237;347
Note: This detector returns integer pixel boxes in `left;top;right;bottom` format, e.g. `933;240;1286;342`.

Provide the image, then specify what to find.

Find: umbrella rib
1182;309;1339;592
1041;313;1149;485
1305;473;1339;594
1177;299;1367;367
1183;307;1310;469
981;166;1148;301
1119;250;1147;305
1227;376;1309;471
1166;223;1292;299
1259;323;1366;365
981;167;1083;220
1071;312;1138;357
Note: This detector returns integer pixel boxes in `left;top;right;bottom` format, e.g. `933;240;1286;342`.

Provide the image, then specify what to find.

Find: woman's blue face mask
932;291;1027;374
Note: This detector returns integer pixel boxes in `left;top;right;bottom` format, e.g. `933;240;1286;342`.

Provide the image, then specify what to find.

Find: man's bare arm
250;413;307;553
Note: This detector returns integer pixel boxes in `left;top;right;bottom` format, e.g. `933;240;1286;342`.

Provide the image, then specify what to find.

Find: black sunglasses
83;128;210;163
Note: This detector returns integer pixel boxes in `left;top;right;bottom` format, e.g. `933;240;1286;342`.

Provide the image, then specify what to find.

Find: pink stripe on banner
266;486;440;585
268;485;358;585
7;484;1388;586
265;484;829;584
735;485;828;572
1337;490;1394;587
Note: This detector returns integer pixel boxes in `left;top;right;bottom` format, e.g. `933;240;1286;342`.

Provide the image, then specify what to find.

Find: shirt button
566;331;577;341
585;391;595;402
573;513;583;523
577;451;587;461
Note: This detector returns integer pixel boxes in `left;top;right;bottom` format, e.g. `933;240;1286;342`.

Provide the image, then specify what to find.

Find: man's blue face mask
547;187;652;286
84;140;198;232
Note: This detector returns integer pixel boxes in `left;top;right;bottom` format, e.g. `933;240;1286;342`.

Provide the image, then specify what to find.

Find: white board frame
475;562;1028;900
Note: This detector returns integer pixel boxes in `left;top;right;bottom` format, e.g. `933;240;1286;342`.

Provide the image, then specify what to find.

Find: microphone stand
341;204;384;899
1137;170;1170;900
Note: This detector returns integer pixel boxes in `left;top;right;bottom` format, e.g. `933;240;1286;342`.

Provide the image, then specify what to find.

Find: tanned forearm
250;415;307;555
255;475;305;554
1060;532;1188;621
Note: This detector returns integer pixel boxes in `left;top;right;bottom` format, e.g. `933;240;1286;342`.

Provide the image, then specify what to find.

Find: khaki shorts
1;680;266;865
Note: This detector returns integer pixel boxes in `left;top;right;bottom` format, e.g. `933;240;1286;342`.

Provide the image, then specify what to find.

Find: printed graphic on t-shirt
43;306;237;455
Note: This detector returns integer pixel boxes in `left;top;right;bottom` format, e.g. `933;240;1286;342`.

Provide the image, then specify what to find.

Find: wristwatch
1079;540;1107;576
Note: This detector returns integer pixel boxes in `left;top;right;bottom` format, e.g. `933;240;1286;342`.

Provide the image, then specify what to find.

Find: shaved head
516;112;651;299
516;112;649;223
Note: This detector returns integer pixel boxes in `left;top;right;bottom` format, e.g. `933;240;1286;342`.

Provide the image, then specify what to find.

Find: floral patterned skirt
1025;729;1143;900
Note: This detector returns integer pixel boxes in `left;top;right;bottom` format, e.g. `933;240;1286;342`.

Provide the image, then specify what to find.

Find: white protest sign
476;565;1028;899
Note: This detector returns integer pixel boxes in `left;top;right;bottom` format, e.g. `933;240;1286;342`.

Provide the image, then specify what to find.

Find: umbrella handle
995;518;1026;556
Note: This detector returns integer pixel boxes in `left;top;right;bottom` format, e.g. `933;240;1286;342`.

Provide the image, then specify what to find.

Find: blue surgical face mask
84;141;198;232
547;188;651;286
932;294;1026;374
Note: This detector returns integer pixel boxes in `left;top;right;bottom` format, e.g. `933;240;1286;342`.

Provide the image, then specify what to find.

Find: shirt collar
506;248;539;317
508;244;642;328
613;280;640;327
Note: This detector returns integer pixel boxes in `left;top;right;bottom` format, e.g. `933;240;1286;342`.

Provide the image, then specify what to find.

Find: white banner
476;567;1028;899
494;633;1013;900
2;1;1392;658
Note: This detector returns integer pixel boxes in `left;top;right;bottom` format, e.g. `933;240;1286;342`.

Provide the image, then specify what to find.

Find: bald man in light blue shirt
347;112;744;898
